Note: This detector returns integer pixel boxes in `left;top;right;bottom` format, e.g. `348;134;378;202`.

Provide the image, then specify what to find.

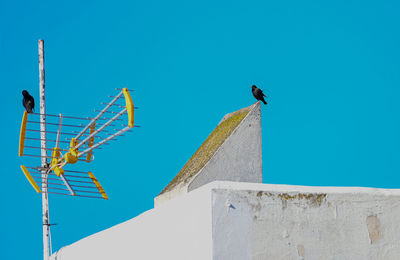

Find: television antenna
18;40;137;260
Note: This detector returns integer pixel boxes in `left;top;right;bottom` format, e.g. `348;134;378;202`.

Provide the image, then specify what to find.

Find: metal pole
39;39;50;260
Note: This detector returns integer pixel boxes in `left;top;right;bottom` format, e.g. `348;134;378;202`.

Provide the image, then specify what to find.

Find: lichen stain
277;193;327;207
256;191;274;198
252;191;326;209
367;215;381;244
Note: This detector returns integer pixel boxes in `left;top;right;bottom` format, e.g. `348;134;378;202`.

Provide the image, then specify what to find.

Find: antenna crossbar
32;175;94;184
35;180;98;190
32;113;91;120
78;125;130;157
74;91;124;140
59;174;75;195
27;121;86;128
26;137;70;143
74;108;127;150
45;191;104;199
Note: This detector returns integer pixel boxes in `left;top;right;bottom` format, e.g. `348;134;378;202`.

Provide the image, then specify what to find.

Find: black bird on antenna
251;85;267;105
22;90;35;113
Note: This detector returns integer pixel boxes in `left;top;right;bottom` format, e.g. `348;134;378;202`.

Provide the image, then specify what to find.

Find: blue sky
1;0;399;258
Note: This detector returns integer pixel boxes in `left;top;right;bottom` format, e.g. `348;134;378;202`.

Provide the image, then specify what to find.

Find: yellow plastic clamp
65;138;78;164
50;147;65;176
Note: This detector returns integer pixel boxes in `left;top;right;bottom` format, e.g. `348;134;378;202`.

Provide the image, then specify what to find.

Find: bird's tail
262;99;267;105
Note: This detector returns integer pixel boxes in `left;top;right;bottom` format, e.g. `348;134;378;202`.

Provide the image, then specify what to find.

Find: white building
51;103;400;260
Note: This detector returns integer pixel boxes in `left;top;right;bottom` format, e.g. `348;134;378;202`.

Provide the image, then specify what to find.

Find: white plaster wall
188;102;262;192
50;186;213;260
51;181;400;260
211;181;400;260
154;182;187;207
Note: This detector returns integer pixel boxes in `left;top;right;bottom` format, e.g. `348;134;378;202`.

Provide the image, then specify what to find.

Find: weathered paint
211;181;400;260
366;215;381;244
39;39;50;260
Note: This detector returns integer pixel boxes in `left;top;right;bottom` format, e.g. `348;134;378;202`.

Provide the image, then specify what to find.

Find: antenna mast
39;39;50;260
18;40;136;260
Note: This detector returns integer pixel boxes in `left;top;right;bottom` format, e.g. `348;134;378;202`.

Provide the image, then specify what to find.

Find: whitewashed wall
51;181;400;260
188;102;262;192
50;186;213;260
212;181;400;260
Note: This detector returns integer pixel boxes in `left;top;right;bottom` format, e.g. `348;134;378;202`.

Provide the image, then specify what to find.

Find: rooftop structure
50;102;400;260
51;181;400;260
155;102;262;206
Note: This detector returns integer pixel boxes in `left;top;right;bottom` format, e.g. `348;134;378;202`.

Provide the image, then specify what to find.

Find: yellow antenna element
51;147;61;164
20;165;41;193
70;138;78;149
65;150;78;164
50;147;65;176
86;123;96;162
65;138;78;164
19;88;137;200
122;88;134;128
88;172;108;200
19;111;28;156
54;167;65;177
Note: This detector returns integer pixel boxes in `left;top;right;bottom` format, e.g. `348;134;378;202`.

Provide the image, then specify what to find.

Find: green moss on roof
160;105;252;195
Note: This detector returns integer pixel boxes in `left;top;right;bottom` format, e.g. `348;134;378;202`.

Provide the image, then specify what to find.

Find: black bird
22;90;35;113
251;85;267;105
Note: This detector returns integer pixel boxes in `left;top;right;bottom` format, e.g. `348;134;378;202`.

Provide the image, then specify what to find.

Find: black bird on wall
22;90;35;113
251;85;267;105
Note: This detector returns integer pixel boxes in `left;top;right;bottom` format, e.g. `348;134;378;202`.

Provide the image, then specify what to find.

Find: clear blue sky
1;0;399;258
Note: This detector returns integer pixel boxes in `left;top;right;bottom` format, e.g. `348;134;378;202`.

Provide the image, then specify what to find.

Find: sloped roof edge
159;103;258;195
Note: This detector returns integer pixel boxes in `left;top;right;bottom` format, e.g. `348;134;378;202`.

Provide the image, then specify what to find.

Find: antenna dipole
39;39;50;260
